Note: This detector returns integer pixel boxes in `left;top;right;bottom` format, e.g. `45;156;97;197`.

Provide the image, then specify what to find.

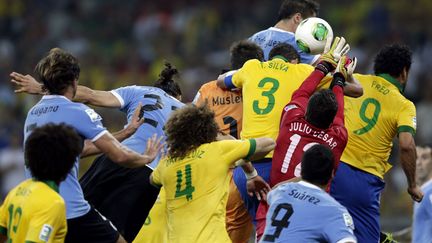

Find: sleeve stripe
224;75;236;89
0;225;7;236
245;139;257;160
110;90;125;108
90;130;108;142
398;125;415;135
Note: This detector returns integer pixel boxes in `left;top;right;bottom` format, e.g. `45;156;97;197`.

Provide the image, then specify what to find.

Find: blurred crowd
1;0;432;232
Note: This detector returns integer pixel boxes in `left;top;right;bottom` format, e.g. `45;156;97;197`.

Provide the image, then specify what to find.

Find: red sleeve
331;85;345;126
290;69;326;111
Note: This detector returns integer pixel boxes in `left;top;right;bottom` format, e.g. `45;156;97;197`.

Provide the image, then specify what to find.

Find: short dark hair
230;40;264;69
305;89;337;129
25;123;83;183
277;0;319;22
154;62;182;98
269;43;300;62
164;104;218;160
373;44;412;78
301;144;334;185
35;48;80;95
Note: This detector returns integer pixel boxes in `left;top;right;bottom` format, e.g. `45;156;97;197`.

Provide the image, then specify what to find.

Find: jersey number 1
7;204;22;241
281;134;318;174
175;164;195;201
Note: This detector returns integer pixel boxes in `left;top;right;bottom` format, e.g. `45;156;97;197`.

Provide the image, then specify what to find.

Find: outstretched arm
81;103;145;157
10;72;121;108
291;36;350;110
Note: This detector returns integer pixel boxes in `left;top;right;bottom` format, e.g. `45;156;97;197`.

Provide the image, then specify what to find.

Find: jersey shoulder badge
39;224;53;242
85;109;102;122
342;212;355;230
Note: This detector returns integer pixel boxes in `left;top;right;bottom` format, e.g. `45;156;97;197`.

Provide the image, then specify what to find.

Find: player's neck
61;87;75;100
274;20;296;33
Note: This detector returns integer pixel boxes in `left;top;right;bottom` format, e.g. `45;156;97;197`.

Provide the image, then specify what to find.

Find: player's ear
293;13;303;25
401;68;409;84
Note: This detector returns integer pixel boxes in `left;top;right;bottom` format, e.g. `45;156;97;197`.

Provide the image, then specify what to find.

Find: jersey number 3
253;77;279;115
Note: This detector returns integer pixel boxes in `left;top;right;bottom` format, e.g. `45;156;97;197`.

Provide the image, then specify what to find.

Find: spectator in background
416;74;432;145
0;133;25;200
412;146;432;242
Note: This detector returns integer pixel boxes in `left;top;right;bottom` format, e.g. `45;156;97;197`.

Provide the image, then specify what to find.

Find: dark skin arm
399;132;424;202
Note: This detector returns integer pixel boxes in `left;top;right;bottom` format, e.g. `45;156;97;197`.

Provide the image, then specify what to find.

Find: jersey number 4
175;164;195;201
281;134;318;175
262;203;294;242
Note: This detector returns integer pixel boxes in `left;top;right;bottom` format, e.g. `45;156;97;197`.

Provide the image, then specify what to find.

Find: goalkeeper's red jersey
270;71;348;187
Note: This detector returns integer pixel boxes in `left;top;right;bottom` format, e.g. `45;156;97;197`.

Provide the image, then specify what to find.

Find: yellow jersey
341;73;416;178
194;81;243;138
230;57;314;157
0;179;67;243
151;139;254;243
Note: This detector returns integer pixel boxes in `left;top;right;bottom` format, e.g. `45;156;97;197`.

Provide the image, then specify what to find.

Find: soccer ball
295;17;333;55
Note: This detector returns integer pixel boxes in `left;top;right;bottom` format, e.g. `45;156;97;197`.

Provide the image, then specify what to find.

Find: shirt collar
38;180;59;193
271;55;289;62
269;27;294;34
377;73;404;93
298;180;323;191
41;95;70;101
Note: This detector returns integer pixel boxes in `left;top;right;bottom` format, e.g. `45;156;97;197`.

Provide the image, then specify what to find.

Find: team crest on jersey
343;213;354;230
284;104;297;112
39;224;53;242
85;109;102;122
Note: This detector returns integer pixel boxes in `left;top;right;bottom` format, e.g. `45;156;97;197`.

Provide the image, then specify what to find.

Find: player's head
25;123;83;184
305;89;338;129
301;144;334;186
164;104;218;160
269;43;300;63
230;40;264;69
373;44;412;89
416;146;432;185
277;0;319;24
35;48;80;96
154;62;182;100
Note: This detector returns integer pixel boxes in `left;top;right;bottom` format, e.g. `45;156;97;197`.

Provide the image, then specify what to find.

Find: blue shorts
330;162;385;243
233;159;272;223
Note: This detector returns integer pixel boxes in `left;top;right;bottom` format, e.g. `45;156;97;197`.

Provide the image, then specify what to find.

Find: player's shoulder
243;59;262;68
199;81;218;93
292;63;314;72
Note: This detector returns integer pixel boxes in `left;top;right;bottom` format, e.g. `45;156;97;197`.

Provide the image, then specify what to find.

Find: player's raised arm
216;70;238;89
399;132;424;202
290;37;350;109
93;133;163;168
331;56;357;126
10;72;122;108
